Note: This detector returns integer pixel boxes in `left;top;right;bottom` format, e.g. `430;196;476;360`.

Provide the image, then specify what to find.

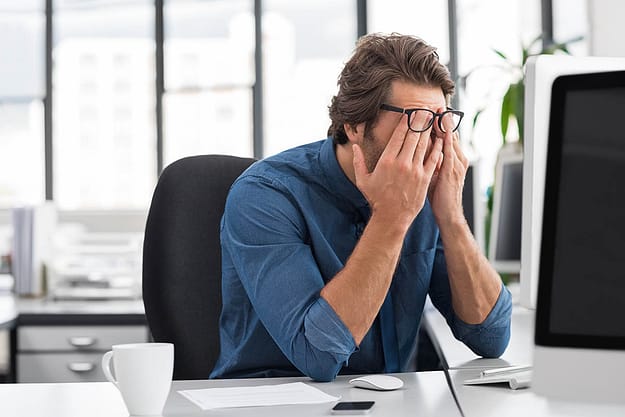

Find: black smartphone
331;401;375;415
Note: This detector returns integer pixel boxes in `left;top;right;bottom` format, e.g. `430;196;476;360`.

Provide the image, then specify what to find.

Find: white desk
16;297;144;317
2;295;146;383
449;368;625;417
0;372;461;416
424;302;534;369
425;295;625;416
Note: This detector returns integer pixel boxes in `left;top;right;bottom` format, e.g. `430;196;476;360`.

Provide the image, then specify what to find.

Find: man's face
360;80;447;173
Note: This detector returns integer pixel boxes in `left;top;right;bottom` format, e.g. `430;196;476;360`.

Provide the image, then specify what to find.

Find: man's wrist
368;211;414;237
436;213;470;237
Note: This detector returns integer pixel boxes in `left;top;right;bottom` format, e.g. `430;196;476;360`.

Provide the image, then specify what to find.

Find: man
210;33;512;382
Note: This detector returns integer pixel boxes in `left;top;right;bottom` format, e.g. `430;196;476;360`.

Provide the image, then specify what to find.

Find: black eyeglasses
380;104;464;133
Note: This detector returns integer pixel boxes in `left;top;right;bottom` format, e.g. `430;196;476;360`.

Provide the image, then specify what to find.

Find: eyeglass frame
379;103;464;133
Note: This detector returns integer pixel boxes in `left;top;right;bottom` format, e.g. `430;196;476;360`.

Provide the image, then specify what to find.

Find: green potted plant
462;35;579;278
495;35;578;148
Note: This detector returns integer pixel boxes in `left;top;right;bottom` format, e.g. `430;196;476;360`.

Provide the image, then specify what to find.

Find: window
163;0;254;166
368;0;450;64
455;0;541;191
553;0;589;56
53;0;156;209
2;0;577;214
262;0;356;156
0;0;45;206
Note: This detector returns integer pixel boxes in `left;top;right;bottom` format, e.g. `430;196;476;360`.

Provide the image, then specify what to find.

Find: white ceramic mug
102;342;174;416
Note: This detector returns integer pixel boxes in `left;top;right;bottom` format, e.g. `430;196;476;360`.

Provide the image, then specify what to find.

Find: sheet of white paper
178;382;341;410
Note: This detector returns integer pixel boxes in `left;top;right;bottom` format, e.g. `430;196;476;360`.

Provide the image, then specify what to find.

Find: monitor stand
533;345;625;403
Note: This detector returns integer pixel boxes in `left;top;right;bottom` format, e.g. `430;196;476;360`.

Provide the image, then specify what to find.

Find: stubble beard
361;131;385;173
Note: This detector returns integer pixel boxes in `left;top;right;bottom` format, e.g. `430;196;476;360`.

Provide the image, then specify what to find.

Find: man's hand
352;113;443;231
429;109;469;228
323;113;442;344
426;111;502;325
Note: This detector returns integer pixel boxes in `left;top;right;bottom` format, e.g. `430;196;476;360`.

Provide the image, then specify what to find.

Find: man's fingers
424;136;443;175
441;129;454;171
411;109;434;132
380;114;410;159
412;126;432;164
440;111;456;134
398;128;420;164
452;134;469;169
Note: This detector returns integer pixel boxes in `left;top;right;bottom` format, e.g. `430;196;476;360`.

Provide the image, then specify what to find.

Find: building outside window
163;0;254;167
0;0;46;207
52;0;156;210
0;0;592;211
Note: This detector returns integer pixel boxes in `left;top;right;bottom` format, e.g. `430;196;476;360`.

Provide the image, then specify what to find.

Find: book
11;203;57;296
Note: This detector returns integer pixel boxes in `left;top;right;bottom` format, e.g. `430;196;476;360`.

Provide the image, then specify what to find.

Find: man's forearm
320;213;408;345
438;218;502;324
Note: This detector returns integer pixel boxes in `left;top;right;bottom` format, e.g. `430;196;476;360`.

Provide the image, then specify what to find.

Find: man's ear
343;122;365;144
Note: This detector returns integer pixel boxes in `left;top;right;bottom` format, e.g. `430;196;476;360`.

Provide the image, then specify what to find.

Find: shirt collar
319;137;369;214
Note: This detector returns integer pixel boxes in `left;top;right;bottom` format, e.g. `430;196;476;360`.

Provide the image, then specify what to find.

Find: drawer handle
67;362;96;373
68;336;97;347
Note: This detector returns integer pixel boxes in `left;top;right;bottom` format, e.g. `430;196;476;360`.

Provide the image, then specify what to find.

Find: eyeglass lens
408;110;435;132
408;110;460;133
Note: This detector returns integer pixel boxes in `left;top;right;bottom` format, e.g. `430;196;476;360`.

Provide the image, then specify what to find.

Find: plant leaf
543;41;570;55
471;108;485;129
513;81;525;142
501;86;513;144
493;49;508;61
522;46;529;65
485;184;494;254
528;34;543;50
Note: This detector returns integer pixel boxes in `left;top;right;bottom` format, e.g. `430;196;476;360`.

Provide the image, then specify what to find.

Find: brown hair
328;33;455;144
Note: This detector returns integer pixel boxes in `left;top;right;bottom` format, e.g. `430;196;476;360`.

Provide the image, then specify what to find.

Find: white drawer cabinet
11;298;148;383
18;352;108;383
18;325;147;352
16;325;148;383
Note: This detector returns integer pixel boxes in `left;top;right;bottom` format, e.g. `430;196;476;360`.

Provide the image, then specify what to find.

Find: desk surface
0;372;461;417
426;291;625;416
1;295;145;327
449;369;625;417
1;295;144;323
16;297;144;315
424;301;534;369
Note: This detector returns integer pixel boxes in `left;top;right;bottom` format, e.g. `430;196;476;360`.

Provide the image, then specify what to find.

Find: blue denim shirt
210;138;512;382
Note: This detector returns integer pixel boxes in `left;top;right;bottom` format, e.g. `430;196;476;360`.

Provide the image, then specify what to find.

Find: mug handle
101;351;118;387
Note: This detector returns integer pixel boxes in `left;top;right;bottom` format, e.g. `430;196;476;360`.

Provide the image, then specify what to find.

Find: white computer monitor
520;55;625;309
488;149;522;274
531;68;625;403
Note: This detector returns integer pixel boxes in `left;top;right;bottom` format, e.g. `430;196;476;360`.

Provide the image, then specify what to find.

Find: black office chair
142;154;255;380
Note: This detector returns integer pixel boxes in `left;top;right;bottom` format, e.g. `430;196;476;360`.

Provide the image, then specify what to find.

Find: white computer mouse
349;374;404;391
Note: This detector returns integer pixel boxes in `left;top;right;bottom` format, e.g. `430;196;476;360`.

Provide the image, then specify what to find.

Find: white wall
589;0;625;56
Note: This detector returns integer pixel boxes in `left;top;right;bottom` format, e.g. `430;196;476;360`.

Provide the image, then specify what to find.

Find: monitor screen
462;160;485;252
463;164;475;235
535;71;625;349
488;152;522;273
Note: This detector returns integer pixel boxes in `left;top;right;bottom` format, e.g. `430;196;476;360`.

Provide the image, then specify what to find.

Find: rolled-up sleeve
222;176;357;381
428;238;512;358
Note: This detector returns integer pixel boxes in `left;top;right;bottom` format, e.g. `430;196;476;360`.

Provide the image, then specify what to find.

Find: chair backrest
142;154;255;380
